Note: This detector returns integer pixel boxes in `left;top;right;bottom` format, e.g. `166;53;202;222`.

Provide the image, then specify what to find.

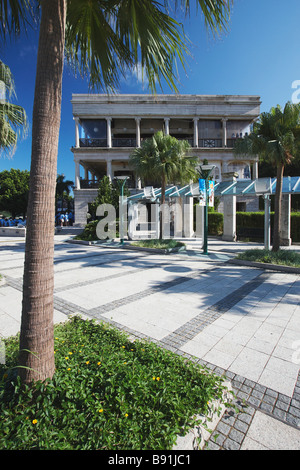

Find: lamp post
114;176;129;245
198;164;215;255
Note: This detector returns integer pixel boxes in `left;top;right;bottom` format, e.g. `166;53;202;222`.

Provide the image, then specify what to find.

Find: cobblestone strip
53;259;174;293
87;267;219;317
159;271;269;349
170;354;300;449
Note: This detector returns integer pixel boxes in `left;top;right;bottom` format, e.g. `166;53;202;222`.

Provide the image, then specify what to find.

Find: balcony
79;138;107;148
78;136;233;149
112;137;136;147
198;138;222;148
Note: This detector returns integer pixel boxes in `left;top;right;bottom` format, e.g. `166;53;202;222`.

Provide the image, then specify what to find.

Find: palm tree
234;101;300;251
3;0;233;384
130;131;198;237
0;59;27;157
55;173;74;211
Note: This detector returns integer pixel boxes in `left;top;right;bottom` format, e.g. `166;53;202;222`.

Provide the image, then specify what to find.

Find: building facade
71;94;261;225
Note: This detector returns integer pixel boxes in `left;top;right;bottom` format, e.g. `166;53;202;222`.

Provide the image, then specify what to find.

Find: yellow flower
152;377;156;380
67;368;71;371
99;409;103;413
68;352;73;355
65;357;69;360
97;362;101;365
125;413;128;417
79;350;82;353
86;361;90;365
122;346;125;349
32;419;37;425
156;377;160;381
124;362;127;365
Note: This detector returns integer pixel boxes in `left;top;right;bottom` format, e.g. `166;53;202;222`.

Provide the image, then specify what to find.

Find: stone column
75;161;81;189
183;196;194;237
164;118;170;135
280;194;292;245
252;159;259;179
193;118;198;148
106;117;112;148
106;159;113;181
222;118;227;147
74;117;80;148
135;118;141;147
221;172;238;241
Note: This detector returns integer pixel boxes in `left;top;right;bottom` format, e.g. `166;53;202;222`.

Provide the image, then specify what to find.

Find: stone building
71;94;261;225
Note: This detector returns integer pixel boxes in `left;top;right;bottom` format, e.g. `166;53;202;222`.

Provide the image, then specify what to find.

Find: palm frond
0;0;37;42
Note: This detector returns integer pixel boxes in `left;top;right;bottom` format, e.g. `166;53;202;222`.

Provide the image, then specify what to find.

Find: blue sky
1;0;300;186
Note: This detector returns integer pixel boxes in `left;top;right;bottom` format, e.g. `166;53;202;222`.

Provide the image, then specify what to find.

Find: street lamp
198;164;215;255
114;176;129;245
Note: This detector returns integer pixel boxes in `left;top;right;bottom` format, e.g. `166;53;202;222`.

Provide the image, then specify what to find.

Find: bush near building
208;211;300;243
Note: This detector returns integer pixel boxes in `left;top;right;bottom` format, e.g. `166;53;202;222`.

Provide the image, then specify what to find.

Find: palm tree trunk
272;162;284;252
19;0;67;384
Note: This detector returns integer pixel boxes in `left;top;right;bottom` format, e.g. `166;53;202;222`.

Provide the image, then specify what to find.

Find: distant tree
0;59;27;157
0;168;30;217
55;173;74;211
89;175;130;219
234;102;300;251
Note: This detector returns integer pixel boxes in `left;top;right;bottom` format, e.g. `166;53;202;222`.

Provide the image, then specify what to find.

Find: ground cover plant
237;249;300;267
0;316;231;450
131;239;186;250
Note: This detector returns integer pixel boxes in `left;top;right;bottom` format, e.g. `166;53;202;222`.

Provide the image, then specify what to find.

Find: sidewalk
0;235;299;450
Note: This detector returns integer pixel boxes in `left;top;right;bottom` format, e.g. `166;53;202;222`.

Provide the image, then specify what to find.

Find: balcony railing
226;139;238;148
198;138;222;148
79;138;107;148
79;177;136;189
112;137;136;147
78;136;233;149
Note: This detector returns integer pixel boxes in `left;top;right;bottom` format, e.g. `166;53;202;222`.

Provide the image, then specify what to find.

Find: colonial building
71;94;261;225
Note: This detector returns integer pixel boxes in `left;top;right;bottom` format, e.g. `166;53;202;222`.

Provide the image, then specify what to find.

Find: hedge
208;211;300;242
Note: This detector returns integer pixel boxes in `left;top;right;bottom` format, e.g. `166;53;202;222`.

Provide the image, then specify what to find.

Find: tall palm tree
3;0;233;384
234;101;300;252
0;59;27;156
130;131;198;237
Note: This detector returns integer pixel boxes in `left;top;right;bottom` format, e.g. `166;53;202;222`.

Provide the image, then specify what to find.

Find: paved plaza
0;235;300;450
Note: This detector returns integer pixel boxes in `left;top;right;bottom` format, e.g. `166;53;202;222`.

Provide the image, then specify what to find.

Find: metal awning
128;177;300;201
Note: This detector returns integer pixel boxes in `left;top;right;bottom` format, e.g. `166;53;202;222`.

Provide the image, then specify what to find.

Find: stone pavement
0;234;300;450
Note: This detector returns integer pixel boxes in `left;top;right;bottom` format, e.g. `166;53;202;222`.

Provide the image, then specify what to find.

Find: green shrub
74;220;120;241
236;211;300;242
131;239;185;249
208;212;223;235
291;212;300;242
237;249;300;267
0;317;230;450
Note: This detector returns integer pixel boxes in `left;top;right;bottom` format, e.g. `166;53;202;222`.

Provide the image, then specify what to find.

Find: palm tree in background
0;59;27;157
130;131;198;237
234;101;300;252
55;173;74;211
1;0;233;384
